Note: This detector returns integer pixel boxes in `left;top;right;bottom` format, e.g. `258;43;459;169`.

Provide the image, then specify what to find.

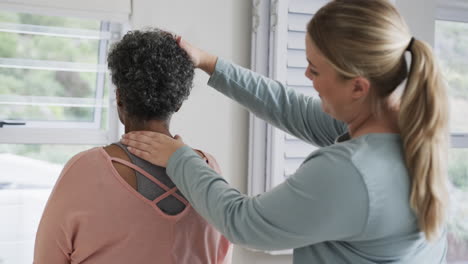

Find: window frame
0;9;127;145
248;0;289;196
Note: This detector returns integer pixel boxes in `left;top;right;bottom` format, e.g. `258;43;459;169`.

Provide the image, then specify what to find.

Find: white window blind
282;0;324;182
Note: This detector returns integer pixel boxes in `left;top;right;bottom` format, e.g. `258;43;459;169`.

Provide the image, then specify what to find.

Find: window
0;8;126;263
0;10;123;143
249;0;468;260
435;19;468;263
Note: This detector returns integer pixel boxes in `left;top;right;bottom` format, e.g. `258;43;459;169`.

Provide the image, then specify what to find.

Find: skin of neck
116;90;174;137
345;98;400;138
124;116;173;138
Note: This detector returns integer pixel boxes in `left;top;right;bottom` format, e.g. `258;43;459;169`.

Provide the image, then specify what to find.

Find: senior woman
122;1;449;263
34;29;231;264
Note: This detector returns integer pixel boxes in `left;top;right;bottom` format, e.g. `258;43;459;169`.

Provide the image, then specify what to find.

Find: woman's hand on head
175;35;217;75
121;131;185;167
176;36;201;67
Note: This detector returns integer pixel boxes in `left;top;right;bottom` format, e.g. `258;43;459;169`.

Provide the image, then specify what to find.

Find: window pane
436;19;468;263
0;10;118;129
0;68;97;97
447;148;468;262
435;20;468;133
0;144;96;264
0;32;100;63
1;103;107;123
0;68;110;125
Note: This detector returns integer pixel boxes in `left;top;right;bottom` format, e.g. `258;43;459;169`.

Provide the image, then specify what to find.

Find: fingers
120;131;186;168
121;132;159;151
123;137;153;150
121;132;179;151
127;146;152;161
175;35;182;45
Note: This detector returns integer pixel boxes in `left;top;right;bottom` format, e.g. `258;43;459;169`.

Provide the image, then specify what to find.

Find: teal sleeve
208;58;347;147
167;145;369;250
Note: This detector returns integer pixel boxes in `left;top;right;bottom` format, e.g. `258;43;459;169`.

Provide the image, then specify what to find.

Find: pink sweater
34;147;232;264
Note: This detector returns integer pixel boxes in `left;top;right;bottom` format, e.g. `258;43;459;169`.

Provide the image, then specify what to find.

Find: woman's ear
116;89;123;107
115;89;126;125
351;77;371;100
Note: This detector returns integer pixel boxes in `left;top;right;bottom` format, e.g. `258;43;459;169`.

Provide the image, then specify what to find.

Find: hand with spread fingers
121;131;185;167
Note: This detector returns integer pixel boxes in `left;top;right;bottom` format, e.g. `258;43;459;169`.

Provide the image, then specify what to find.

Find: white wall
131;0;292;263
396;0;436;46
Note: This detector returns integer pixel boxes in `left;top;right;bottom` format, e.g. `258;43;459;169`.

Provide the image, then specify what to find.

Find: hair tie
407;37;415;51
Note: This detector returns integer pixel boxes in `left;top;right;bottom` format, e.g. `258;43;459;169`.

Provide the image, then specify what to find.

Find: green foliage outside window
0;11;109;123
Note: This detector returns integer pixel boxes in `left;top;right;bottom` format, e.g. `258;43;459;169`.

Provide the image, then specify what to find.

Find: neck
124;118;172;137
347;106;400;138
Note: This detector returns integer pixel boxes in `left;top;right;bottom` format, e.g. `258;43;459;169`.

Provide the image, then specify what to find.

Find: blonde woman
122;0;449;263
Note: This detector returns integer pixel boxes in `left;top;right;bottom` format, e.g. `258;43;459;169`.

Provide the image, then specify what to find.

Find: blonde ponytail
400;39;449;240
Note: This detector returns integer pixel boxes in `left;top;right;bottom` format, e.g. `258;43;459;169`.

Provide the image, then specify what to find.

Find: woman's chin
321;105;337;119
321;104;329;114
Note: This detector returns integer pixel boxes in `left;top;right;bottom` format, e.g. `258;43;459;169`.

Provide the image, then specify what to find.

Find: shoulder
67;147;105;168
44;147;104;210
293;143;370;211
53;147;105;186
193;149;222;175
102;144;133;172
62;147;102;172
337;134;408;192
297;144;363;187
305;134;404;174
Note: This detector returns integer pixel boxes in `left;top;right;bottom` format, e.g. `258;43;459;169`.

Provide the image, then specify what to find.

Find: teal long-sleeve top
166;58;447;264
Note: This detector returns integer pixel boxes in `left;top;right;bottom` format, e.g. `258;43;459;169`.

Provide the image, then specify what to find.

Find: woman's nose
304;69;313;81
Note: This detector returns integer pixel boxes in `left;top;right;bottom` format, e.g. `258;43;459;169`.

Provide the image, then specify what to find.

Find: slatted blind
276;0;328;184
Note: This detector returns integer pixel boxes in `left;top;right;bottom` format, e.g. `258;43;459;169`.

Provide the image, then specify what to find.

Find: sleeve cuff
207;57;229;88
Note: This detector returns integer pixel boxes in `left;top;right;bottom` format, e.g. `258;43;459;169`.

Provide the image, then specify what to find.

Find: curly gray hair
107;28;194;120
